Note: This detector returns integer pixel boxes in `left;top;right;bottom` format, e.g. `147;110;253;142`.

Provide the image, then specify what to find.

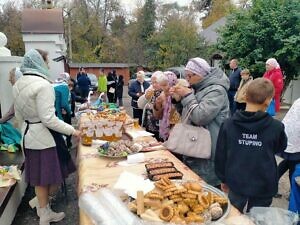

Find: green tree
146;16;208;70
202;0;233;28
138;0;156;41
217;0;300;83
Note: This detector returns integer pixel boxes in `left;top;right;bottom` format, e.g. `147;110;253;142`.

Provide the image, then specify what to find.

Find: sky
120;0;193;13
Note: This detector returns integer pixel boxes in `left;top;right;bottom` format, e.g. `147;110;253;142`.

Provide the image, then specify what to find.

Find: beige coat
235;77;253;103
13;75;75;150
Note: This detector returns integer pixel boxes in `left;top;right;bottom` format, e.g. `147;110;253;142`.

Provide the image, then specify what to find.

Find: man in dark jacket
228;59;241;115
76;67;86;80
107;70;117;103
215;78;287;213
77;73;91;98
128;71;150;125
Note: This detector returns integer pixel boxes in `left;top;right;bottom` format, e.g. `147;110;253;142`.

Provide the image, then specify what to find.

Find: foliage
146;16;208;70
0;2;24;56
0;0;214;69
217;0;300;82
137;0;156;41
202;0;233;29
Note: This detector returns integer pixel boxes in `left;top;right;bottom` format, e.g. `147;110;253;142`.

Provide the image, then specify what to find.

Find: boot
29;196;40;217
39;204;65;225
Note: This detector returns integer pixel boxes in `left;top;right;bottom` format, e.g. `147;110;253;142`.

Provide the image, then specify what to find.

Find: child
234;69;253;111
215;78;287;213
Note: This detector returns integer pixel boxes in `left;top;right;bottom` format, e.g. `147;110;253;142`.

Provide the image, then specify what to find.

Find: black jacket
128;80;150;108
116;76;124;98
229;68;241;91
215;111;287;198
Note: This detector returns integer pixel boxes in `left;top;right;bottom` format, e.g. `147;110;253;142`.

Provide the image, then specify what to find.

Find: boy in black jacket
215;78;287;213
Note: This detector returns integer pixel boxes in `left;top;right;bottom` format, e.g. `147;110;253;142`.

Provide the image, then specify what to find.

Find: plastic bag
248;207;299;225
79;188;143;225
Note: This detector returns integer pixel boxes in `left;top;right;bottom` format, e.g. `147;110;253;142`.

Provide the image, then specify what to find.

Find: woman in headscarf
263;58;284;113
0;67;23;123
137;71;164;141
54;72;72;121
13;49;81;225
170;57;230;187
153;71;181;141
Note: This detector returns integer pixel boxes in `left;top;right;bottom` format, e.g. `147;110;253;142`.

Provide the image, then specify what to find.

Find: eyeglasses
185;73;195;79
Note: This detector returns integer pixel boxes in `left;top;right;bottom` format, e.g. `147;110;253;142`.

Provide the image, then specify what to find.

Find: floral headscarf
159;71;177;141
20;49;50;78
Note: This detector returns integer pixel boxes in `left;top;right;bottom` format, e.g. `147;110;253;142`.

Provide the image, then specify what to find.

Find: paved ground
11;87;291;225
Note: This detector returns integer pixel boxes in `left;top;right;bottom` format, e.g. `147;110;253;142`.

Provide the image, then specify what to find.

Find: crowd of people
130;57;298;215
0;47;298;224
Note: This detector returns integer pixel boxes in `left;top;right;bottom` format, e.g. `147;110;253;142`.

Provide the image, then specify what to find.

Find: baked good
152;172;183;181
148;167;178;176
145;162;174;171
159;205;174;221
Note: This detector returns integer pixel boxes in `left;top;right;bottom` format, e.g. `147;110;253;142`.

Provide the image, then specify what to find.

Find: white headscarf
14;67;23;81
266;58;280;69
55;72;70;83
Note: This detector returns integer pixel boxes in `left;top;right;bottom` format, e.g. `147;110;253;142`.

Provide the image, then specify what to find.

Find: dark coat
128;80;150;108
116;76;124;98
215;111;287;198
229;67;241;91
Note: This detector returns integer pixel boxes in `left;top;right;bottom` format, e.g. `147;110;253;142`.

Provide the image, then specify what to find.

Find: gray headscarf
20;49;50;77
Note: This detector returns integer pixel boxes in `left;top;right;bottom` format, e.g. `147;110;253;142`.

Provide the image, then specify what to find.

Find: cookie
181;193;197;199
159;205;174;221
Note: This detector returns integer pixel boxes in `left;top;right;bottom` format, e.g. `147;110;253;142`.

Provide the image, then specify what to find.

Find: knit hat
185;57;211;77
266;58;280;69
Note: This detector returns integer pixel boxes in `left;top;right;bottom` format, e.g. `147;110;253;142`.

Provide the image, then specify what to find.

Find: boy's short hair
241;69;250;75
246;78;274;104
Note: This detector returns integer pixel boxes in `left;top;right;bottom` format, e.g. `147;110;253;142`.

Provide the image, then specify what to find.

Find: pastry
198;194;210;209
152;172;183;181
145;162;174;171
148;167;178;176
144;198;161;209
140;209;163;222
137;191;144;215
189;183;202;192
210;205;223;220
159;205;174;221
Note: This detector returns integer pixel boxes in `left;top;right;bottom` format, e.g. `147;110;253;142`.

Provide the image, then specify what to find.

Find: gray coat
178;67;230;186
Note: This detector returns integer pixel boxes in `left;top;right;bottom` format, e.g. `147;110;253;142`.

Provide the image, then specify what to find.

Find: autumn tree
202;0;233;28
217;0;300;83
147;16;207;70
0;2;24;56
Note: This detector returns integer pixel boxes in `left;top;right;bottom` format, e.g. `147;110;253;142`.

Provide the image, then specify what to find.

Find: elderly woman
128;70;150;125
153;71;181;141
0;67;23;124
137;71;164;140
54;72;72;121
263;58;284;113
170;57;230;187
13;49;81;225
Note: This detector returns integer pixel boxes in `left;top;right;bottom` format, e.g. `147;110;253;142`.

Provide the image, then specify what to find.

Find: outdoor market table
77;143;203;225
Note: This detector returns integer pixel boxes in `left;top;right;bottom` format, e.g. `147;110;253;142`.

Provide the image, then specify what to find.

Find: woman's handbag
163;104;211;159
